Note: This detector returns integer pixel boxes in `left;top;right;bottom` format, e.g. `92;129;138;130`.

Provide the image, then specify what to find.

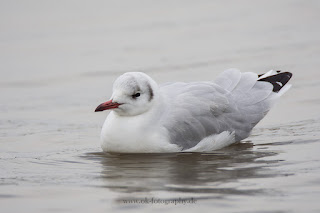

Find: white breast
100;111;181;153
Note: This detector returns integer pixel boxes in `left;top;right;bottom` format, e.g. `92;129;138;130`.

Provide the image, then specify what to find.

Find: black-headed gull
95;69;292;153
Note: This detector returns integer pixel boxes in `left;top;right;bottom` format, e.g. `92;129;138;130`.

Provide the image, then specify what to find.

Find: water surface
1;1;320;212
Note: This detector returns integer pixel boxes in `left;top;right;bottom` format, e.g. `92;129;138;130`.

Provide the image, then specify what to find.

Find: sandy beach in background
1;1;320;212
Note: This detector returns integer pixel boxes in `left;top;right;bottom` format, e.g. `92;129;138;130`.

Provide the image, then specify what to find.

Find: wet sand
1;1;320;212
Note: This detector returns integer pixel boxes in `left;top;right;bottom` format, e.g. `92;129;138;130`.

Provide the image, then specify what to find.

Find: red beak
95;100;121;112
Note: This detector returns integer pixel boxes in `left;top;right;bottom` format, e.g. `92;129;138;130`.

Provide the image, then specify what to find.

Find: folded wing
159;69;292;150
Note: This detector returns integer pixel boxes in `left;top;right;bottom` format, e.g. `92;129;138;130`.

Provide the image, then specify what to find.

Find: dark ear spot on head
146;83;154;101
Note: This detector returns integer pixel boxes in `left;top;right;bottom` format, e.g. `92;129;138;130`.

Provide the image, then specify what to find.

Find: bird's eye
132;93;140;98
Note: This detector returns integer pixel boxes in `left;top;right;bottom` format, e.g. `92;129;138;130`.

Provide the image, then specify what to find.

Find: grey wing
159;69;285;150
159;81;239;150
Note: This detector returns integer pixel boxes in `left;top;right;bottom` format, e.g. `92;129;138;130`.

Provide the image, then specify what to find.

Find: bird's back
159;69;292;150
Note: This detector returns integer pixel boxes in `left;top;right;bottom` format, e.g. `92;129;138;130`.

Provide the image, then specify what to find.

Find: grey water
1;1;320;212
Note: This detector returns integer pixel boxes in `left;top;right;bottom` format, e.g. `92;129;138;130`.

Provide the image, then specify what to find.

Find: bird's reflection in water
84;142;280;198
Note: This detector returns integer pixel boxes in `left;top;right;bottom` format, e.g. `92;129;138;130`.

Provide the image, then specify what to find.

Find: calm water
1;1;320;212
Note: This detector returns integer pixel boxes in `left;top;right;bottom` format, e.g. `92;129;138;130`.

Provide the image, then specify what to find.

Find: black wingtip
258;71;293;92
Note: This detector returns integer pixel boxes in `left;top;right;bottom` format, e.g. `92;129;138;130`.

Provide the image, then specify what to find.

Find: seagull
95;69;292;153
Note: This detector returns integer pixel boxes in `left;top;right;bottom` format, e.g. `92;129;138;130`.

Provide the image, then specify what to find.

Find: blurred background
1;1;320;213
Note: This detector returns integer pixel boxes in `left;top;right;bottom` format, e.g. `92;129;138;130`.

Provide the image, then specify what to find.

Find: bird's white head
95;72;158;116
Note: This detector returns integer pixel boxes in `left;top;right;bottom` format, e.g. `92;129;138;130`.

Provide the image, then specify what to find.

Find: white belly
100;112;181;153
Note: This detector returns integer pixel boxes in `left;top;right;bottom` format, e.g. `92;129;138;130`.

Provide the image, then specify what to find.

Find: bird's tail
215;68;292;140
